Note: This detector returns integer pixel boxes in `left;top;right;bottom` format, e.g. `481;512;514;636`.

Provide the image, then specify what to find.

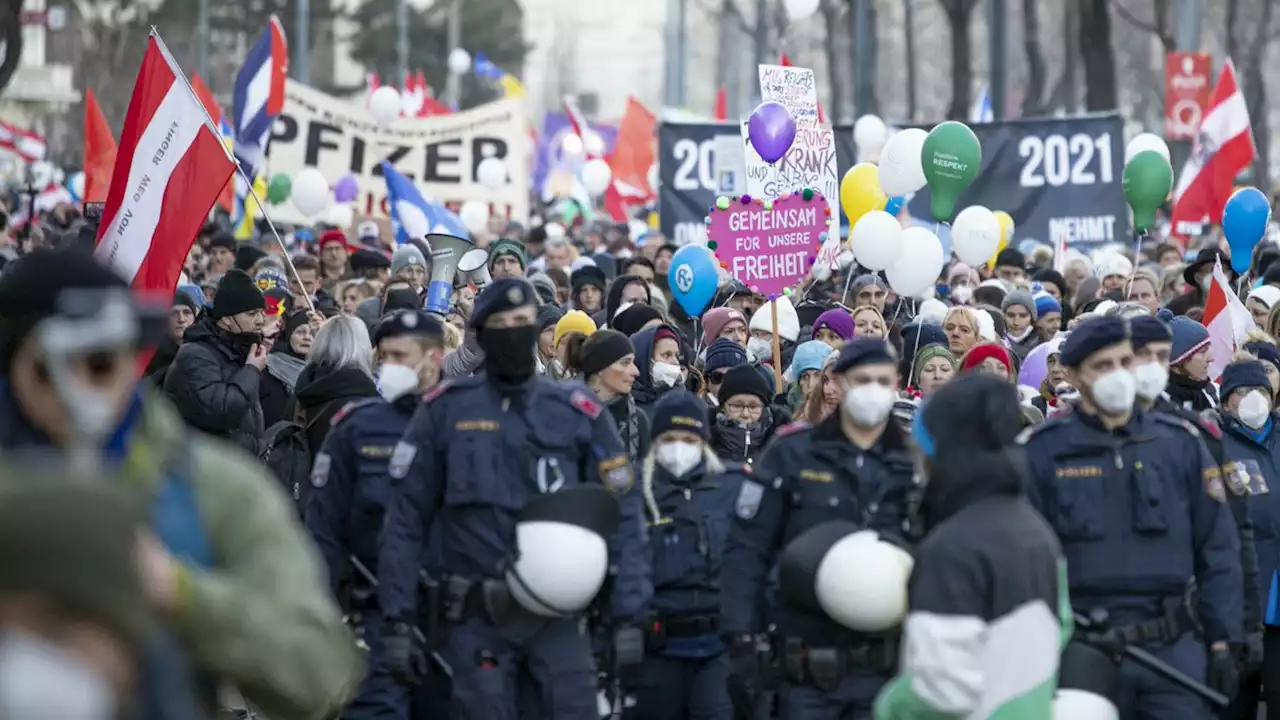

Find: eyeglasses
725;402;765;415
708;371;727;384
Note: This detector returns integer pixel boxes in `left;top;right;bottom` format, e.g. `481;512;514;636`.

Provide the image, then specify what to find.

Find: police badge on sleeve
736;480;764;519
389;441;417;480
311;453;331;488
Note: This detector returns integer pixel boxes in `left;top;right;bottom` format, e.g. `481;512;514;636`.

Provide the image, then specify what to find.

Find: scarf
266;352;307;392
608;396;643;463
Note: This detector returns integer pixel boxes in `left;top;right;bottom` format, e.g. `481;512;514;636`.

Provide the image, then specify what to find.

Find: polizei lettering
151;121;181;165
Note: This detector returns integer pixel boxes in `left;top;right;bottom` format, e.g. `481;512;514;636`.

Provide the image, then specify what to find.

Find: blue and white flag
381;161;470;243
231;16;287;228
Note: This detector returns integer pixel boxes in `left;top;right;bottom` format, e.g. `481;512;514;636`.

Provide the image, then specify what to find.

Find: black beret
373;310;444;346
1130;315;1172;350
832;337;897;373
1059;316;1131;368
471;277;536;329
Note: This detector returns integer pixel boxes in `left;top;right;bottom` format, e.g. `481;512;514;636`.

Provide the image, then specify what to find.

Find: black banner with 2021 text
658;114;1128;252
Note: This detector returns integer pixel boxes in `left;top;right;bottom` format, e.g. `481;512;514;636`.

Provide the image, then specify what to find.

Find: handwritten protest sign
758;64;819;130
706;190;833;298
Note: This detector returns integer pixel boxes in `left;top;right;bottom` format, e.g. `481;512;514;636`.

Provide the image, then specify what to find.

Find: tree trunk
865;0;879;114
820;0;844;120
1020;0;1046;115
904;0;917;121
940;0;976;120
1244;59;1269;185
1062;0;1079;112
1078;0;1117;111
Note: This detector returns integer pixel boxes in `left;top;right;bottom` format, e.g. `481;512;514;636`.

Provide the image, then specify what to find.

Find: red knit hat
961;342;1012;373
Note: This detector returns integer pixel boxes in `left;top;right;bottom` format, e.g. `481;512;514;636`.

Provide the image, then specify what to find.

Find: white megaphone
457;248;492;288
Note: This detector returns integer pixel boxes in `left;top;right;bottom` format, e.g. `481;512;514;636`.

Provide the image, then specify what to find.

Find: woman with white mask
630;390;745;719
627;324;690;416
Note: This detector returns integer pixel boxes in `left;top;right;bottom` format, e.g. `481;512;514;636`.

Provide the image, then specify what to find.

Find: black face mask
219;319;262;354
477;325;540;381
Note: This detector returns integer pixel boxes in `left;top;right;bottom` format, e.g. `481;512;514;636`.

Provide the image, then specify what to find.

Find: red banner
1164;52;1212;140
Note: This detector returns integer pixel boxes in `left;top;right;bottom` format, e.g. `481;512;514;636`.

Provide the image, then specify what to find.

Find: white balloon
544;222;566;239
447;48;472;75
849;210;903;271
646;163;659;192
562;132;585;157
69;172;85;199
291;168;330;217
369;86;402;126
783;0;821;22
836;249;856;271
581;158;613;196
583;132;606;157
458;200;490;234
853;115;889;154
886;227;945;297
950;205;1002;265
327;203;354;228
877;127;928;197
476;156;508;192
1125;132;1171;164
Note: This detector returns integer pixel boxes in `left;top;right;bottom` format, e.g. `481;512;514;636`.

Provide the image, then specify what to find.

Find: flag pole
149;26;316;314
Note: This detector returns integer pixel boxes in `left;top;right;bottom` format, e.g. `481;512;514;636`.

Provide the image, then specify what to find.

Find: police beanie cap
577;330;634;378
210;269;266;319
1058;316;1130;368
470;278;536;329
1130;315;1172;350
651;390;710;441
519;484;620;540
832;337;897;374
373;310;443;346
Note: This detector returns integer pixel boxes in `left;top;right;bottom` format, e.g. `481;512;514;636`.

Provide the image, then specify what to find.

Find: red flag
1171;59;1256;241
777;53;826;124
83;88;118;204
189;73;234;213
714;88;727;121
603;97;657;222
94;32;236;297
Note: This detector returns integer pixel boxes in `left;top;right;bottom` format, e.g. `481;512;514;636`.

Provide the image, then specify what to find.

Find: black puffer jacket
163;317;264;454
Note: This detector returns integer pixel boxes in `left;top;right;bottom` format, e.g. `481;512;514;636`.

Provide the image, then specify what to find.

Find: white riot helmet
504;485;620;617
778;521;914;632
1053;641;1120;719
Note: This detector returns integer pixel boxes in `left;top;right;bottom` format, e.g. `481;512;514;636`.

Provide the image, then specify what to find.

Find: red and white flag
1203;258;1255;380
563;96;600;160
94;31;236;295
1171;59;1256;241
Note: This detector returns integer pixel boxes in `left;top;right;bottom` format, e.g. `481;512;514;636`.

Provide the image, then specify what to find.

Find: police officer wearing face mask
1021;316;1243;719
1131;315;1265;686
377;277;652;718
626;390;746;719
304;309;447;720
721;337;915;720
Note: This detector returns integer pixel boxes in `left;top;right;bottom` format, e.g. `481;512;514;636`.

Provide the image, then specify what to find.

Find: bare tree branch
691;0;754;36
1108;0;1174;50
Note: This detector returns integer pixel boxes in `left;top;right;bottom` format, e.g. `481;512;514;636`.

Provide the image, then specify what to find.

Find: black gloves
383;620;428;686
726;635;764;714
1242;630;1265;672
1208;646;1239;700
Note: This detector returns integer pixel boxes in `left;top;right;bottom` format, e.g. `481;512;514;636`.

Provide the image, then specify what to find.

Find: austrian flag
94;31;236;293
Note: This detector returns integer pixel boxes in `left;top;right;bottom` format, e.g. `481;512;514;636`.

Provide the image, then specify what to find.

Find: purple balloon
333;174;360;203
747;101;797;164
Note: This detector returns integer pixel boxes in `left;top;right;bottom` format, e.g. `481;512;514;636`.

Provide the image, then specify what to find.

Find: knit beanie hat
1001;290;1038;321
1169;316;1211;365
961;342;1012;373
529;272;558;305
612;303;664;337
554;310;597;348
488;238;528;270
253;267;288;293
718;363;773;405
749;296;800;343
911;344;957;382
1244;340;1280;376
234;244;268;272
391;244;427;276
701;307;747;347
785;340;834;382
1033;291;1062;317
537;303;564;333
571;265;607;298
173;286;201;313
1220;360;1271;403
211;269;266;319
813;308;855;341
704;337;749;376
650;390;710;440
577;329;634;377
0;480;152;650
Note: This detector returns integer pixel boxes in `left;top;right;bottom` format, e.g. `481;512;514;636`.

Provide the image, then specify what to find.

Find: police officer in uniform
376;277;652;719
305;309;447;720
1022;316;1242;719
721;337;916;719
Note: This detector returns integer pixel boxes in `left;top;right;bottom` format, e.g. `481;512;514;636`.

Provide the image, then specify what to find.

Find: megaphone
424;233;474;314
457;248;492;289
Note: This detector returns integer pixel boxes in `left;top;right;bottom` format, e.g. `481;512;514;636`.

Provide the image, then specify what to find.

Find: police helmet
1052;641;1120;720
778;521;913;632
505;485;621;617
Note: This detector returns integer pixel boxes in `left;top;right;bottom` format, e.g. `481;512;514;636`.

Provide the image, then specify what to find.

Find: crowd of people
5;188;1280;720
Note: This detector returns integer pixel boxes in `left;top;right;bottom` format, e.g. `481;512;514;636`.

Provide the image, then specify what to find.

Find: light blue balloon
884;196;905;215
668;245;719;317
1223;187;1271;274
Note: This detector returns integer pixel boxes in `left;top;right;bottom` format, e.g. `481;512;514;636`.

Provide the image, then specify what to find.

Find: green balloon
1123;150;1173;232
267;173;292;205
921;120;982;221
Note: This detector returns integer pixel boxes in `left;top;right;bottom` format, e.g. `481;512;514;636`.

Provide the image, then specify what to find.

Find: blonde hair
1125;269;1160;298
442;322;462;351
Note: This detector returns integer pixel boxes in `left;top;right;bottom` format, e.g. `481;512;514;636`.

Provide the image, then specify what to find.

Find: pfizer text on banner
267;80;530;224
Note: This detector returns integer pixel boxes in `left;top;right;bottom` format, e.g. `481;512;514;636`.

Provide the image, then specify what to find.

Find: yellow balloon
987;210;1015;268
840;163;888;227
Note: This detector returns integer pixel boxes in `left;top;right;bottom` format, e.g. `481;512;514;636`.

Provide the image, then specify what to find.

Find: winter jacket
1166;371;1218;413
289;363;380;466
163;318;264;454
260;351;307;427
709;405;788;466
145;337;181;387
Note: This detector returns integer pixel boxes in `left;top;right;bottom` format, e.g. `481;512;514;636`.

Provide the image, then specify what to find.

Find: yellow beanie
554;310;597;348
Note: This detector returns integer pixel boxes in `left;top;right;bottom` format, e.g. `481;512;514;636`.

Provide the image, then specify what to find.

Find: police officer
305;309;447;720
721;337;916;719
1130;314;1264;687
376;277;651;719
627;390;746;720
1022;316;1242;719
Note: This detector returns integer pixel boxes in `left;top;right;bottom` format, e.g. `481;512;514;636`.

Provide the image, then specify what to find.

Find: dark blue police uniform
1022;318;1242;720
376;278;651;719
721;340;916;720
